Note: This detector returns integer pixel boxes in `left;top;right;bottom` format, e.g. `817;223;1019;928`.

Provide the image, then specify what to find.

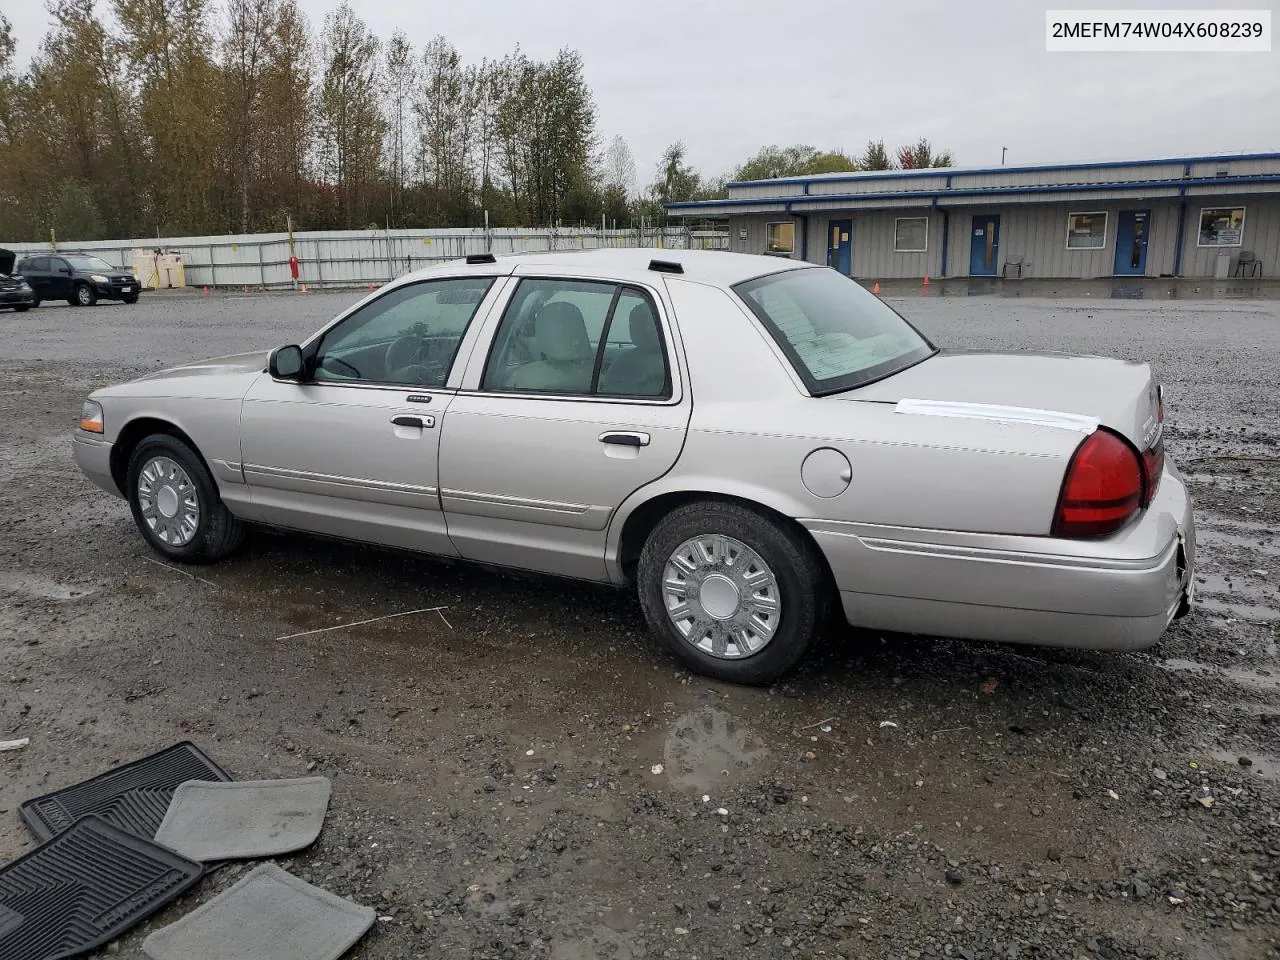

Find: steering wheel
386;331;444;385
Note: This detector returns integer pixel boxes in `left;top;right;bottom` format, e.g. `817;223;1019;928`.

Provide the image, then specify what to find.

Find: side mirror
61;267;73;275
269;344;305;380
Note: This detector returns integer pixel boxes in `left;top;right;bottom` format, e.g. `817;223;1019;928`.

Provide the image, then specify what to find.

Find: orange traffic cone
872;281;881;295
367;282;375;292
201;285;209;295
300;283;308;294
922;275;931;287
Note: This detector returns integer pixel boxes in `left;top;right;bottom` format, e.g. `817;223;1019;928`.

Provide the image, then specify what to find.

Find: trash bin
1214;251;1230;279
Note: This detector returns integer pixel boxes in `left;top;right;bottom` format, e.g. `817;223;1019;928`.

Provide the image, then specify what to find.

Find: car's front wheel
637;500;832;685
71;283;97;307
14;305;28;313
126;434;246;563
123;294;139;304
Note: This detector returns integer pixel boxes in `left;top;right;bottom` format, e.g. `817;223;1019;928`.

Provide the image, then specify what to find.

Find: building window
1066;211;1108;250
766;221;795;254
894;217;929;253
1197;207;1245;247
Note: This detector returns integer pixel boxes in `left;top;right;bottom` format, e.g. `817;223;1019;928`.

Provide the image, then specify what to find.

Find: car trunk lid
843;349;1162;450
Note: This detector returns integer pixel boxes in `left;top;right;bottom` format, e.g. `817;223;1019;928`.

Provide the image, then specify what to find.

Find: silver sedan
72;249;1195;684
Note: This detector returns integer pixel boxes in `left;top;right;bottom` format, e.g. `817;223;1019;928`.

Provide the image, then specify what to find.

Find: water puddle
1196;528;1280;559
1159;658;1280;692
0;572;97;601
662;706;769;794
1197;597;1280;621
1208;747;1280;782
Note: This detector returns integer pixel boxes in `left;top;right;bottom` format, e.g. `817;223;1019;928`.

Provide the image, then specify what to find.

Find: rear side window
734;267;935;395
483;278;670;399
22;258;46;272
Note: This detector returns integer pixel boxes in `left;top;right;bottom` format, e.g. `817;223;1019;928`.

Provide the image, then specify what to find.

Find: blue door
969;215;1000;276
826;219;852;275
1114;210;1150;276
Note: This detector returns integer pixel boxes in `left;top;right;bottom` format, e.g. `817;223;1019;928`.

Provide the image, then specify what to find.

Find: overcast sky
7;0;1279;182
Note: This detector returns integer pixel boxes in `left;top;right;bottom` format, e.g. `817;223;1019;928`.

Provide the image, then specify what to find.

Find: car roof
400;248;813;288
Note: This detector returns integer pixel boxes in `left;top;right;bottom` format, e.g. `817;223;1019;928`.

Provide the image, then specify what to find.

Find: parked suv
0;249;36;312
16;253;139;306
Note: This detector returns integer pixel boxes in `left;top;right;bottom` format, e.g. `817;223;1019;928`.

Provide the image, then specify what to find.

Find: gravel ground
1;291;1277;960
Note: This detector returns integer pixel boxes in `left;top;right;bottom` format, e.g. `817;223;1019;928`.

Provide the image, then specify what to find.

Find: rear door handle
599;431;650;447
392;415;435;428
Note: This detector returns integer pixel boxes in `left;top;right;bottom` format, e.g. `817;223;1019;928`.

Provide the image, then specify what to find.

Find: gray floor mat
152;777;331;862
141;863;374;960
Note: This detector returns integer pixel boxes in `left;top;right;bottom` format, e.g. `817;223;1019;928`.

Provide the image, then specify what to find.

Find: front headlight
89;274;109;284
79;400;104;434
18;281;30;291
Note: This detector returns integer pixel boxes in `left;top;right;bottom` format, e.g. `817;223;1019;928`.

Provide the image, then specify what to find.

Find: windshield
734;268;936;395
65;256;116;272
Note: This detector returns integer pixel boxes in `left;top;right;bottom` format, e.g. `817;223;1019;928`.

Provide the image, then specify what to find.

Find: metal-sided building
664;152;1280;281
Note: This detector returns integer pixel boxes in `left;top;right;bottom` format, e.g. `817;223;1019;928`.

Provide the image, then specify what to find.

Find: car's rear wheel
637;500;831;685
126;434;246;563
14;305;28;313
72;283;96;307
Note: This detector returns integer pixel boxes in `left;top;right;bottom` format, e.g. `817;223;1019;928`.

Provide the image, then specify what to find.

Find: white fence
3;226;729;290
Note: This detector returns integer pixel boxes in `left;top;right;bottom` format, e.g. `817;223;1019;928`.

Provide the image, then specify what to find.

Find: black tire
29;298;40;308
123;294;139;304
71;283;97;307
14;305;28;313
637;500;832;685
126;434;247;563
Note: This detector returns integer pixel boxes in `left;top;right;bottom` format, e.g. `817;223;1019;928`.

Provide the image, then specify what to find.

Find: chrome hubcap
138;456;199;546
662;534;781;659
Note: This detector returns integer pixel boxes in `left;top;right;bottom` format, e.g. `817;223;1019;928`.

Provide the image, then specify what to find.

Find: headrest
536;301;590;363
628;302;660;350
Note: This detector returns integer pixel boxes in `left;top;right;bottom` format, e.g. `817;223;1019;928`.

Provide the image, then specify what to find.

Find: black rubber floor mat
0;815;204;960
20;741;233;842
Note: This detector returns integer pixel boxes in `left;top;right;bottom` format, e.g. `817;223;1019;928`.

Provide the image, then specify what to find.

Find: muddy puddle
661;706;770;794
0;572;97;601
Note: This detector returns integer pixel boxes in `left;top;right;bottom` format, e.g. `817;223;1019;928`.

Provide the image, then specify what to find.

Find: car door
48;257;73;299
237;275;506;555
20;258;49;299
440;273;692;582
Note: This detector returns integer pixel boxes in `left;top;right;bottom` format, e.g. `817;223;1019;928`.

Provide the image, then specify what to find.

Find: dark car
16;253;140;307
0;248;37;312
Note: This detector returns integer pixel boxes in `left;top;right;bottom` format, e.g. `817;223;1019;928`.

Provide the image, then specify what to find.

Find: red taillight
1142;437;1164;506
1053;429;1144;538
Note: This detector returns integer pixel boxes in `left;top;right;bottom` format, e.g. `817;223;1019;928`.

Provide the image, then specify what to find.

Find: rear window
734;268;936;395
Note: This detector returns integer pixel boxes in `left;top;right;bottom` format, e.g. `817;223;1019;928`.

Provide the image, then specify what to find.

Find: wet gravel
1;291;1277;959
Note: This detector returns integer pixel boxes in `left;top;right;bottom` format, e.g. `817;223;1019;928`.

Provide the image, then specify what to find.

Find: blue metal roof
666;169;1280;214
721;150;1280;191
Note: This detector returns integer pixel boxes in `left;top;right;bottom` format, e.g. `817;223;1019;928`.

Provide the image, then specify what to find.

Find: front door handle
599;431;650;447
392;415;435;428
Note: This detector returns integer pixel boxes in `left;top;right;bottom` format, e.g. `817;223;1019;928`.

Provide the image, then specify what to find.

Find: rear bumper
804;461;1195;651
72;434;121;497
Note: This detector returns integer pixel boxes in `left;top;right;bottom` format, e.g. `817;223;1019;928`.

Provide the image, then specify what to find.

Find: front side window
1198;207;1245;247
735;267;936;395
313;277;494;387
1066;212;1107;249
765;222;795;254
894;217;929;253
482;278;670;399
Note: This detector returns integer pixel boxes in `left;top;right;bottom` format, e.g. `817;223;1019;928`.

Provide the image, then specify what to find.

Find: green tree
383;31;414;225
858;139;895;170
735;144;857;181
114;0;221;233
315;2;385;227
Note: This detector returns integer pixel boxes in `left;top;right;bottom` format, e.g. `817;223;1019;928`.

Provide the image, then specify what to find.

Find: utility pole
1001;147;1008;165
